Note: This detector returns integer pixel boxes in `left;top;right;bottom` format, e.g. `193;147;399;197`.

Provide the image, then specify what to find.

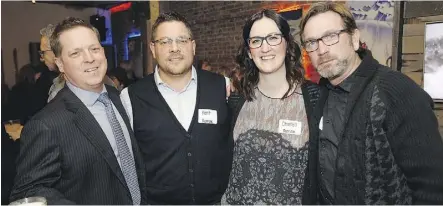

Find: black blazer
10;85;146;205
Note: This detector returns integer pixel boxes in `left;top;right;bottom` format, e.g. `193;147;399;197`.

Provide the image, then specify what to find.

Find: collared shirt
154;66;197;131
67;82;134;167
318;72;359;204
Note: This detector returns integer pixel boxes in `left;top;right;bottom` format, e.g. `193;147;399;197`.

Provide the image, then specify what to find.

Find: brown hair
151;11;193;41
235;9;304;101
299;2;357;43
50;17;101;57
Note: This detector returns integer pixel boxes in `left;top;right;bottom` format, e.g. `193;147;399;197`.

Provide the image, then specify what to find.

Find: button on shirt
67;82;134;167
318;73;358;204
154;66;197;131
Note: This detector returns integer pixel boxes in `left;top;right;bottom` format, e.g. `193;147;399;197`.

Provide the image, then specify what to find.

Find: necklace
256;84;301;99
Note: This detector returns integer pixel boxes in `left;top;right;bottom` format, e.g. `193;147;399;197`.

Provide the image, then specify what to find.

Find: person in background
108;67;130;91
1;83;11;120
222;9;319;205
299;2;443;204
8;64;42;123
128;39;144;80
119;60;137;86
227;67;241;94
198;59;212;71
39;24;61;103
1;82;20;205
216;65;229;77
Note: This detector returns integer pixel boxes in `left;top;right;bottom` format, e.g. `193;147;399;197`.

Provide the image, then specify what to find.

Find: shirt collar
321;66;358;93
336;71;357;93
66;81;107;106
154;65;197;91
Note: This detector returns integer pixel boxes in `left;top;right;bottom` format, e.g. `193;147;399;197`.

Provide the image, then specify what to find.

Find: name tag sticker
319;116;323;130
198;109;218;124
278;119;302;135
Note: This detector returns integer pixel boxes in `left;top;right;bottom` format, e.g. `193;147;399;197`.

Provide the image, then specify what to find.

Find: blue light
124;36;129;60
124;29;141;60
128;31;141;38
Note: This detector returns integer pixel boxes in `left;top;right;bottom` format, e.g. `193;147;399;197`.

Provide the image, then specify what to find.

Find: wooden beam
402;54;424;73
146;1;160;75
402;36;424;54
403;23;425;37
417;15;443;22
392;1;404;71
404;2;443;18
402;58;423;73
402;53;423;61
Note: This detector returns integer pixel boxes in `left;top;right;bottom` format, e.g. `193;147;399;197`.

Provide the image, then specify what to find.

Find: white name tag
319;116;324;130
278;119;302;135
198;109;218;124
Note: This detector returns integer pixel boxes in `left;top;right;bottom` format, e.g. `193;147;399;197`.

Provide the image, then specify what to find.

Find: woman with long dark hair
222;9;318;204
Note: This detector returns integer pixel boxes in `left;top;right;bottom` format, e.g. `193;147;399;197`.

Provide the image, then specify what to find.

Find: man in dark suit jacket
10;17;146;205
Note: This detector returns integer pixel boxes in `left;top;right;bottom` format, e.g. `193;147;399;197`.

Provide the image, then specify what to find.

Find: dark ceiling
38;1;125;10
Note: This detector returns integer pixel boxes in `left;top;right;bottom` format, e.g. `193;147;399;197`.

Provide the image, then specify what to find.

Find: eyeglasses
152;37;192;47
302;29;347;52
247;33;283;49
38;50;52;56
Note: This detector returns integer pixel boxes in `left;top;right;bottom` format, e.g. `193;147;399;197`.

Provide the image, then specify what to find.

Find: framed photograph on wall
423;21;443;102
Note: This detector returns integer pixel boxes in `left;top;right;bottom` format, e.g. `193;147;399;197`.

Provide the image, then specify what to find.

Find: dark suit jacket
10;85;146;205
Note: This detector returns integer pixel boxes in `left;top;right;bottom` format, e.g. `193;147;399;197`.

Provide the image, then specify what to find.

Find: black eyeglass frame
247;33;284;49
302;29;348;52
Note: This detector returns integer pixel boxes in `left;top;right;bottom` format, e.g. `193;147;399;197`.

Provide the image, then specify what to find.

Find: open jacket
311;51;443;204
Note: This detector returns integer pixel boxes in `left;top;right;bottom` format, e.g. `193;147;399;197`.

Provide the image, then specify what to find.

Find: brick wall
163;1;308;70
158;1;443;135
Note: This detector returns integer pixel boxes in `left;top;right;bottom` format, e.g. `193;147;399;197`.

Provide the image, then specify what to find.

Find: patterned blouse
222;86;309;205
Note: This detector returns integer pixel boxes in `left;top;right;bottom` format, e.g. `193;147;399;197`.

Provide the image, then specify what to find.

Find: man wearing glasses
120;12;232;204
38;24;66;103
299;2;443;205
39;24;58;72
24;24;62;120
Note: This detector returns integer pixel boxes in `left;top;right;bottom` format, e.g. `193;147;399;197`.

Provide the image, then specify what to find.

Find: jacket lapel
339;56;380;139
62;87;130;193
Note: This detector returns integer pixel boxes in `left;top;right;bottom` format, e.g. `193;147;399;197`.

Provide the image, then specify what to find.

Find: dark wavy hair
234;9;305;101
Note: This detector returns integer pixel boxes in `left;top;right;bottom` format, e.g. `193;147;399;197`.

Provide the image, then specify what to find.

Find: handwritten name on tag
278;119;302;135
198;109;218;124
